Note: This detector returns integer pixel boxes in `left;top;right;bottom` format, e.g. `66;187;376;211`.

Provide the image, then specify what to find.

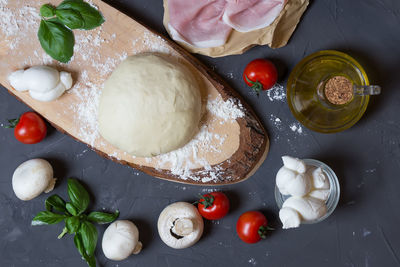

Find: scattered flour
269;114;283;131
0;2;39;49
153;96;244;182
0;1;245;184
289;122;303;135
363;228;372;237
248;258;257;265
266;83;286;101
207;96;244;123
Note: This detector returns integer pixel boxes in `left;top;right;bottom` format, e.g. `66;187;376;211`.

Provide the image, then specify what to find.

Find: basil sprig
32;178;119;267
38;0;105;63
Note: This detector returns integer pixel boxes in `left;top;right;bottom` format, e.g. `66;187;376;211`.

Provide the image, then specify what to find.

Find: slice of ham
168;0;232;48
223;0;286;32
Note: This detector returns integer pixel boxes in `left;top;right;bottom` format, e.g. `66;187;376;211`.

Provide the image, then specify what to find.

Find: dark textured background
1;0;400;266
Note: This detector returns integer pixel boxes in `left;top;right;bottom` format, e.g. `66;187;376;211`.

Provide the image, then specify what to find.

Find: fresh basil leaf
79;221;98;256
45;194;67;213
74;233;96;267
86;254;96;267
87;210;119;224
57;0;105;30
66;203;78;216
38;19;74;63
56;8;84;29
32;211;66;226
67;178;90;215
40;4;56;18
74;232;86;259
66;216;81;234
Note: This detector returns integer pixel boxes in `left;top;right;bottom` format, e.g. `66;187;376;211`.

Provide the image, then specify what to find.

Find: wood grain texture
0;0;269;185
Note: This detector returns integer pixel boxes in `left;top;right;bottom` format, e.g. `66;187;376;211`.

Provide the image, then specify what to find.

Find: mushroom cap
102;220;141;261
12;159;54;201
24;66;60;92
158;202;203;249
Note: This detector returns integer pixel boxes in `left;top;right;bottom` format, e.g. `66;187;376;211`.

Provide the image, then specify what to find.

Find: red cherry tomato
6;112;47;144
243;59;278;93
236;211;271;244
197;192;230;220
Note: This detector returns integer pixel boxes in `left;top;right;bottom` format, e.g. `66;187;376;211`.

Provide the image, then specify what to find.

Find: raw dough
98;54;202;157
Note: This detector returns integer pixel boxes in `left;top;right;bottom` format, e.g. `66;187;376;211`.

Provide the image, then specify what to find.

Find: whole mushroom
102;220;142;261
158;202;204;249
12;158;56;201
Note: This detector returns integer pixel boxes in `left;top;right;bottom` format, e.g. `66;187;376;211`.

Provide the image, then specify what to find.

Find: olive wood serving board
0;0;269;185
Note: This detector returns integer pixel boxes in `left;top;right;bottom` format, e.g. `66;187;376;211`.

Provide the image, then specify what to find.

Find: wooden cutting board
0;0;269;185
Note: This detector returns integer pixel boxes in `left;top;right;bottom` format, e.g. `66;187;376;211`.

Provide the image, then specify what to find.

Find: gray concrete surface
1;0;400;266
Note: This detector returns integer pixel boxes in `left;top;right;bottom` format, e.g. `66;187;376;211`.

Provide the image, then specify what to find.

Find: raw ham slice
168;0;232;48
223;0;286;32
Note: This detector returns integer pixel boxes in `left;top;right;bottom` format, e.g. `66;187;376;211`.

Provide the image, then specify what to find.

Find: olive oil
287;50;369;133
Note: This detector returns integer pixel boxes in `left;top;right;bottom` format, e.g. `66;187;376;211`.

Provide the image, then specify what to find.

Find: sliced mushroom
158;202;203;249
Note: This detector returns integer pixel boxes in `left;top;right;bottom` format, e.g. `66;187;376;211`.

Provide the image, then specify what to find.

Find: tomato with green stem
197;192;230;220
236;211;273;243
5;111;47;144
243;59;278;94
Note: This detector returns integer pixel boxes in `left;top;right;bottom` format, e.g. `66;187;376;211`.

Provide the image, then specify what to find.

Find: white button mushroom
157;202;204;249
12;159;56;201
102;220;142;261
8;66;73;102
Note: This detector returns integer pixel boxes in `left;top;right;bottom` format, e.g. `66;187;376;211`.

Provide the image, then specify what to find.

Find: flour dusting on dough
1;1;245;183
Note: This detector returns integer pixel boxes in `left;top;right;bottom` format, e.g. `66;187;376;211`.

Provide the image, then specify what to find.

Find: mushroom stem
132;241;143;255
173;218;194;236
44;178;57;193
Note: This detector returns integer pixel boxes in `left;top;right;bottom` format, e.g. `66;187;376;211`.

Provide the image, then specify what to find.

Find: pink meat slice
223;0;286;32
167;0;232;48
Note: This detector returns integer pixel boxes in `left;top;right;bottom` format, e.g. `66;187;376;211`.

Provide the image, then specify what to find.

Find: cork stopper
324;76;353;105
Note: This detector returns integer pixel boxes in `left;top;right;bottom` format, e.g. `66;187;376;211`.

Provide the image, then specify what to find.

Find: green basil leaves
45;194;67;213
32;211;67;225
38;19;74;63
57;0;105;30
32;178;119;267
38;0;105;63
40;4;56;18
67;178;90;214
87;210;120;224
56;9;84;29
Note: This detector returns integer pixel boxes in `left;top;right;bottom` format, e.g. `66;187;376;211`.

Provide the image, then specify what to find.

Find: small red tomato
236;211;271;244
243;59;278;94
197;192;230;220
6;112;47;144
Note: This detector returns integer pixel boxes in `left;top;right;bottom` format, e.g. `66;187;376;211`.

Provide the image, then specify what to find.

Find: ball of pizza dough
98;54;202;157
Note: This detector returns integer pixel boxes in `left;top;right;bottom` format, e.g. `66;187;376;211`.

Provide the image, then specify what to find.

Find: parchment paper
163;0;309;58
